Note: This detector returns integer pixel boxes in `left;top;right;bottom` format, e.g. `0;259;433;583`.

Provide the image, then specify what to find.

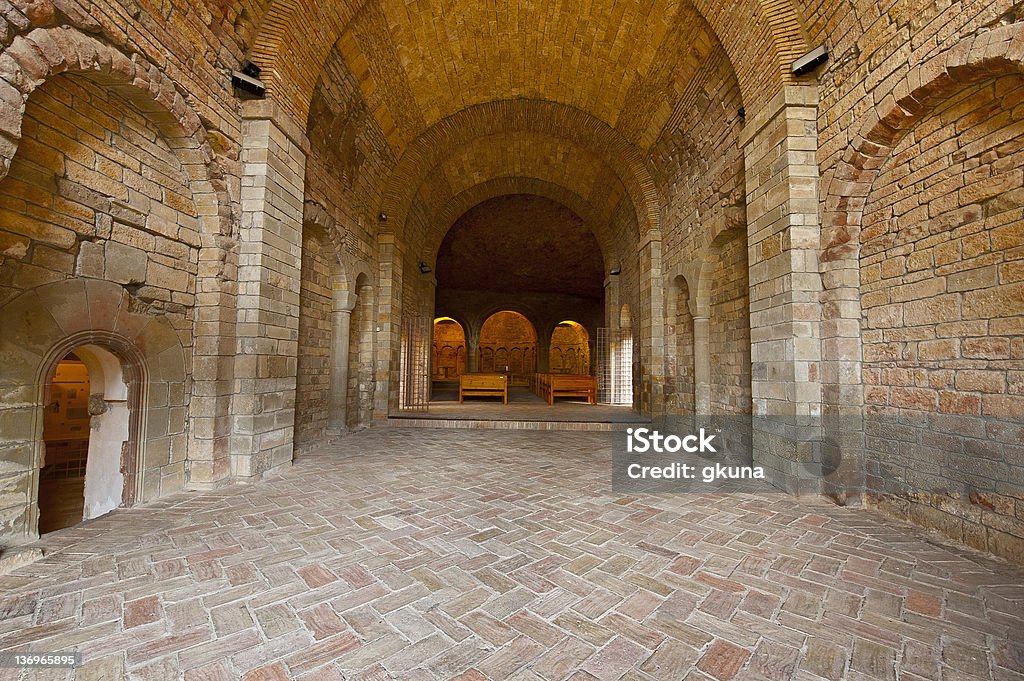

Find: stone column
605;275;620;329
466;330;479;373
639;236;665;417
328;290;357;431
376;232;401;419
740;85;823;493
692;314;711;414
537;338;550;373
230;99;308;479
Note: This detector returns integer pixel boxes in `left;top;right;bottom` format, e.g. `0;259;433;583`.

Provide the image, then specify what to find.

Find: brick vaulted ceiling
297;0;806;254
435;194;605;299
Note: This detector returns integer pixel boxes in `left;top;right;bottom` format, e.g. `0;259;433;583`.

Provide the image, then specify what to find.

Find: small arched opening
550;321;591;375
432;317;467;381
479;311;538;377
38;344;132;533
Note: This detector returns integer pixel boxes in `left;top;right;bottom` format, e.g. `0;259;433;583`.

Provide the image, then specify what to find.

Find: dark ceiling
435;194;605;299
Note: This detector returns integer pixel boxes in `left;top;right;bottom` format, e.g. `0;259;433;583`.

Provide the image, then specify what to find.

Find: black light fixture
609;267;621;276
792;45;828;76
231;62;265;98
418;261;431;274
378;212;388;222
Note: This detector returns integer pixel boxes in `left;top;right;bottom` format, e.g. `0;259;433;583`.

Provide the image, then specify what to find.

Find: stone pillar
605;276;620;330
231;100;308;479
466;330;479;373
376;232;402;418
740;85;823;493
328;290;357;431
538;339;550;372
639;236;665;417
692;314;711;414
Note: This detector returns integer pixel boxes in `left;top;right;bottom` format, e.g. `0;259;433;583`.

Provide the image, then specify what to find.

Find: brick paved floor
1;428;1023;680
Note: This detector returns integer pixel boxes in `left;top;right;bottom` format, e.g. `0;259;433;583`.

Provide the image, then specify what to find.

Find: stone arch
378;100;662;238
818;25;1024;419
0;279;187;545
821;25;1024;267
426;178;618;269
0;27;227;231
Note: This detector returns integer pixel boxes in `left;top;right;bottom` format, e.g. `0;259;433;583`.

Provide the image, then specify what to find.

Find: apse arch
478;310;539;375
549;321;591;375
425;179;618;269
432;317;468;381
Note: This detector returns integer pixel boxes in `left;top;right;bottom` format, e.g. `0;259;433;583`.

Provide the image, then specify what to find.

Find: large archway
433;194;605;384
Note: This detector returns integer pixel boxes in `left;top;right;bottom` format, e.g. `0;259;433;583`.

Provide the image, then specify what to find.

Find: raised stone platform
389;385;648;431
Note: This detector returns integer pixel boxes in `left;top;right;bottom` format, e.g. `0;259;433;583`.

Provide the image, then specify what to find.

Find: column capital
739;84;819;148
240;98;310;154
333;289;358;312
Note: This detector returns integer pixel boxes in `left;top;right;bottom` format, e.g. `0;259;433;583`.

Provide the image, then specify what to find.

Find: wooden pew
459;373;508;404
546;374;597;405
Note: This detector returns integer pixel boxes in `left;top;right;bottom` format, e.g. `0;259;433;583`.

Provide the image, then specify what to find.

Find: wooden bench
459;373;508;404
546;374;597;405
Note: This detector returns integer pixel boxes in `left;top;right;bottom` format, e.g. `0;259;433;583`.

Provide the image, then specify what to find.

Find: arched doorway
479;311;538;376
432;317;467;381
38;345;130;534
550;321;591;375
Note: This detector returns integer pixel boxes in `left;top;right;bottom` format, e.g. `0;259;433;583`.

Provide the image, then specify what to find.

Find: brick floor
1;428;1023;680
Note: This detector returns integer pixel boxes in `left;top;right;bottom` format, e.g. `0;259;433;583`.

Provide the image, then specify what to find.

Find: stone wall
347;276;375;429
0;69;201;543
708;230;752;415
294;225;332;444
860;73;1024;558
0;73;199;309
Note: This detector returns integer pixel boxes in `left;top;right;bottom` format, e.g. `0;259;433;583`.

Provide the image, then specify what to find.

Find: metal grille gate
399;315;431;412
596;327;633;405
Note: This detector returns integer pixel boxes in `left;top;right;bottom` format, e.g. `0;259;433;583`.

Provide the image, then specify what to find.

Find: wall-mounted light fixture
231;62;265;98
792;45;828;76
609;267;622;276
418;261;432;274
